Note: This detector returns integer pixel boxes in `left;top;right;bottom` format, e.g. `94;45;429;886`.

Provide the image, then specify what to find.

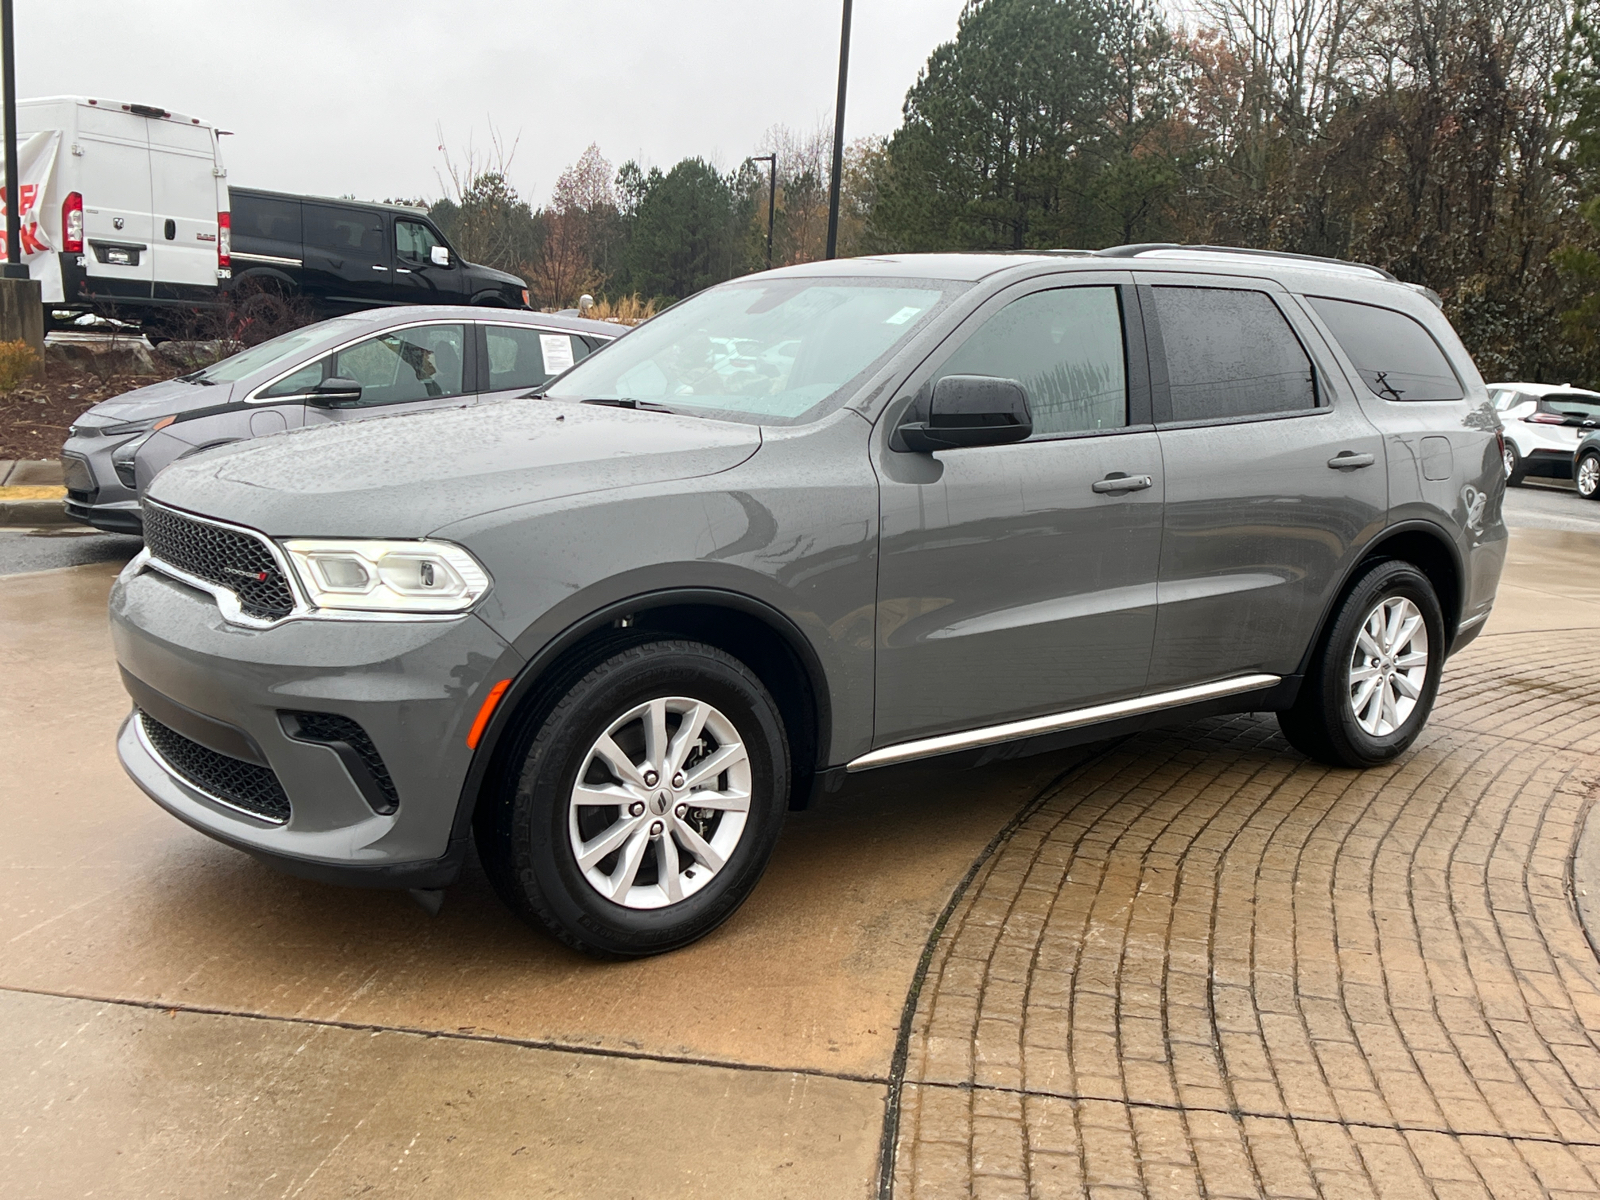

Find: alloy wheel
1579;454;1600;499
1347;597;1430;737
567;696;751;910
1503;444;1517;479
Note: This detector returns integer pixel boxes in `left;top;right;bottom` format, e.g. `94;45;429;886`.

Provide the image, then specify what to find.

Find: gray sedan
61;307;622;533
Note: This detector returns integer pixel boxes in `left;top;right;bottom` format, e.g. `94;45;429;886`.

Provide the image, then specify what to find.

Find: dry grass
581;294;658;326
0;339;41;393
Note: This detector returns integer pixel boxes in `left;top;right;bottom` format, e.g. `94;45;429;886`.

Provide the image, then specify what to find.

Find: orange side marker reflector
467;679;512;750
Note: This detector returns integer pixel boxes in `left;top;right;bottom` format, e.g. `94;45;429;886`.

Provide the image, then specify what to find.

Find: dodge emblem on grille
222;566;271;583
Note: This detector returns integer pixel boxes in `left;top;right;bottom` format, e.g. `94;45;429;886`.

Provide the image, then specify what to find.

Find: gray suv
108;246;1507;957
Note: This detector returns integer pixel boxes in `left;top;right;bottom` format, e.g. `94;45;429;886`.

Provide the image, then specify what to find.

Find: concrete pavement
3;523;1600;1197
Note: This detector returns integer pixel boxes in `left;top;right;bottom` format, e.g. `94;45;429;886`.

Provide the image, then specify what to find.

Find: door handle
1092;473;1154;494
1327;451;1375;470
372;264;389;271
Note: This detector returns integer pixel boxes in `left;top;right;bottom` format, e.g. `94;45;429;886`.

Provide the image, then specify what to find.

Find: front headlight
282;539;491;615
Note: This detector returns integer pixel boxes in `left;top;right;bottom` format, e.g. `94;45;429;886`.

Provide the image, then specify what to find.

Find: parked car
109;245;1506;957
1576;426;1600;500
61;306;620;533
15;96;230;332
229;188;529;316
1488;381;1600;485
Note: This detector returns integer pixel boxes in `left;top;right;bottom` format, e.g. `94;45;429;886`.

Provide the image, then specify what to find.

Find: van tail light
1525;412;1567;425
63;192;83;253
216;211;231;270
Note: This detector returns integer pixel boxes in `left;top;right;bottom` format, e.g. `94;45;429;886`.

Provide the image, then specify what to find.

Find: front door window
332;324;467;406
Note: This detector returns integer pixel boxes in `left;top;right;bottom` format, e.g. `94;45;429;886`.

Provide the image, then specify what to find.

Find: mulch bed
0;369;177;461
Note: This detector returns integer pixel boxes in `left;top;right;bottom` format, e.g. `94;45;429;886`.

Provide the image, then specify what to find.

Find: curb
0;498;75;528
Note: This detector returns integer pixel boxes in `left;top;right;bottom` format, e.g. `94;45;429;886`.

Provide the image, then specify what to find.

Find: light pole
749;153;776;271
1;0;23;279
825;0;853;260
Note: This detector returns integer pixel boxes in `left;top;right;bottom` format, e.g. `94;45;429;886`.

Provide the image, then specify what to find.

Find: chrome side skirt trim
231;251;303;267
846;673;1282;772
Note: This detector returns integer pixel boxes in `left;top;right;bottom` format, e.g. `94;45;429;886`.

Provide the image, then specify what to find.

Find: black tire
1503;440;1526;486
1277;560;1446;768
1577;451;1600;501
475;639;790;958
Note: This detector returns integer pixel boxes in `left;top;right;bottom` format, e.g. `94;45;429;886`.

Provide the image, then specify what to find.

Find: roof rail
1094;243;1398;283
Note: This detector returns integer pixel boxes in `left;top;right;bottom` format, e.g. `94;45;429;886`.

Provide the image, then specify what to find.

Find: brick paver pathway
890;631;1600;1198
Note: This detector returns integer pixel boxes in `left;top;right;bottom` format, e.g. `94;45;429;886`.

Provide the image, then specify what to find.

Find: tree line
433;0;1600;383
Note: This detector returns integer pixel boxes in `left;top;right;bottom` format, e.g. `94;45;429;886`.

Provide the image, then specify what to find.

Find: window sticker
885;306;924;326
540;334;576;376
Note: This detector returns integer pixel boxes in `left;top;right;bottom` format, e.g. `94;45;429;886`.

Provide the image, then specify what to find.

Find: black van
227;188;529;315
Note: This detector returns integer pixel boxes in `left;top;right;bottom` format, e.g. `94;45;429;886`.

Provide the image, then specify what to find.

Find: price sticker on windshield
885;306;924;326
541;334;576;376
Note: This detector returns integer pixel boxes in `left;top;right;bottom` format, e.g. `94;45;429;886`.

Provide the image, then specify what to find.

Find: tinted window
935;287;1126;437
1306;296;1464;402
1536;394;1600;422
1151;287;1316;422
396;219;442;262
232;194;301;244
304;204;386;260
259;360;325;398
485;325;593;392
333;324;466;406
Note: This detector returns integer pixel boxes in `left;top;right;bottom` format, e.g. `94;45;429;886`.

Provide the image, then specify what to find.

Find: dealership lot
0;492;1598;1196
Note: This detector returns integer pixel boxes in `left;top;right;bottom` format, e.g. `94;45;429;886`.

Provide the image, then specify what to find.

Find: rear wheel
1503;441;1526;486
1278;560;1445;768
1577;451;1600;501
475;639;790;958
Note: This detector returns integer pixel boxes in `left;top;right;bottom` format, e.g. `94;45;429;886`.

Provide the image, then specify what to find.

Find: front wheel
476;639;790;958
1278;560;1446;768
1504;441;1526;486
1577;451;1600;501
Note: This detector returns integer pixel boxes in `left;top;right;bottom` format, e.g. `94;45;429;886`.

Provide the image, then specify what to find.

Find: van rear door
76;103;154;299
149;120;220;301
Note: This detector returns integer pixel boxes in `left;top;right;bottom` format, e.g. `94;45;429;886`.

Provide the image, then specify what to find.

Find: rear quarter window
1306;296;1464;402
232;194;302;245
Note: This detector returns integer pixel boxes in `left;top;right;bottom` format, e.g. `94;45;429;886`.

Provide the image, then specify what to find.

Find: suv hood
72;377;237;427
145;399;762;538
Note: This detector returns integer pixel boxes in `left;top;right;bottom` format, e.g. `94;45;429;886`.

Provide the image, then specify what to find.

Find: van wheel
1503;441;1526;486
475;639;789;958
1577;452;1600;501
1277;560;1445;768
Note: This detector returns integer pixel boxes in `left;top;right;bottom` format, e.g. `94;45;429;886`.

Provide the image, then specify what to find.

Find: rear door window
485;325;593;392
934;286;1127;438
1305;295;1464;402
332;324;467;405
1149;286;1317;423
304;204;387;262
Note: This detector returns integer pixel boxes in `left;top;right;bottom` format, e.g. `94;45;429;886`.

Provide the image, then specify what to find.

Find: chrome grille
142;503;295;621
139;711;291;823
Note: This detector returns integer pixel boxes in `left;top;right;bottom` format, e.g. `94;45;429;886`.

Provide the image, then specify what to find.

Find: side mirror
893;375;1032;453
430;245;451;267
309;376;363;407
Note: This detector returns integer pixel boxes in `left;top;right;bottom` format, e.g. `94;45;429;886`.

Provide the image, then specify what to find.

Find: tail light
216;211;230;270
1525;412;1567;425
63;192;83;253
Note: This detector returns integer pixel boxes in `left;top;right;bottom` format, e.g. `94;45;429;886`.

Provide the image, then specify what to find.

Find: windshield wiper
176;370;216;386
580;397;680;413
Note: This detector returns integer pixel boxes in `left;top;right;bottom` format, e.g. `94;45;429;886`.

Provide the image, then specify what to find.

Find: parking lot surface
3;522;1600;1197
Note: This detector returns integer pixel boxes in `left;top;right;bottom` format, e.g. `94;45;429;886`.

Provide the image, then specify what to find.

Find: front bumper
61;439;143;533
111;557;524;887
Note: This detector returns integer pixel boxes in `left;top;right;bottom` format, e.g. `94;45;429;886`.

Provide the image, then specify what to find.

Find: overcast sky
20;0;969;207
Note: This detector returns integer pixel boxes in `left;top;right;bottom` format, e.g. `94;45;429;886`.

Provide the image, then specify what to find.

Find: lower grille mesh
140;711;291;823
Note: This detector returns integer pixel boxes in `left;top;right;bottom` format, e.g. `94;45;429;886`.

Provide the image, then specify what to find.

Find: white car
1489;382;1600;485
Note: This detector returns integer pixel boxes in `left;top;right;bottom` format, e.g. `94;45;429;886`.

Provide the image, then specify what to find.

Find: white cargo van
8;96;229;332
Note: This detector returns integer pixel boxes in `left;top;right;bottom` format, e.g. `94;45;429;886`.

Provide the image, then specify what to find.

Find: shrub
0;339;40;392
583;294;658;326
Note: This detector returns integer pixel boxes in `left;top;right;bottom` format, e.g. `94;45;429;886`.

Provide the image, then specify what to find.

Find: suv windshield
544;278;960;423
191;317;366;385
